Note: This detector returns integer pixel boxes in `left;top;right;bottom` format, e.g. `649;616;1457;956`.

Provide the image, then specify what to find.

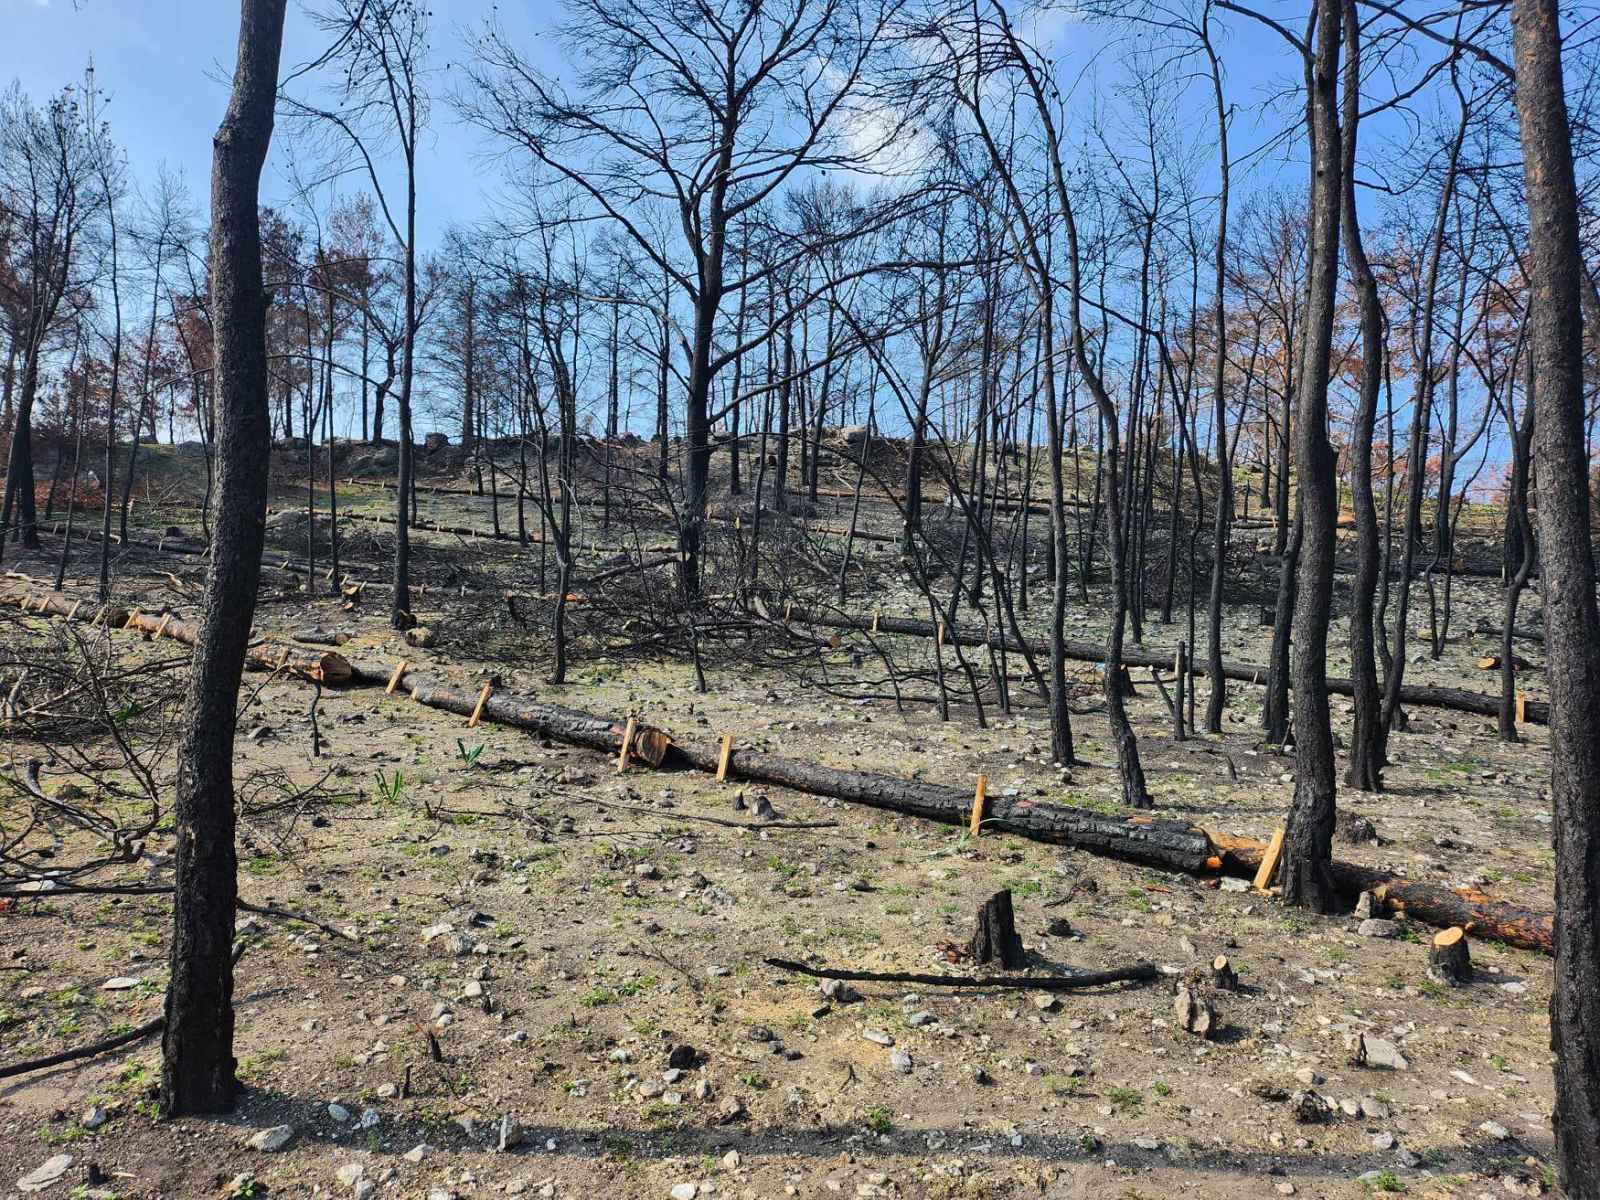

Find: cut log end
1210;954;1238;992
1428;926;1471;987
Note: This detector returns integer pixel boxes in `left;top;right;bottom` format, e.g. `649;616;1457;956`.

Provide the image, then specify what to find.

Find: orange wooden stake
66;599;82;621
969;774;988;837
125;609;142;629
617;716;637;772
716;734;734;783
1515;692;1527;724
871;608;880;633
385;660;409;695
467;681;492;728
153;613;173;640
1253;826;1287;891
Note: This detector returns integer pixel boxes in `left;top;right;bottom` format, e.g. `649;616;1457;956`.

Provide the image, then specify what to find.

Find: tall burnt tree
1278;0;1342;912
1509;0;1600;1188
160;0;286;1115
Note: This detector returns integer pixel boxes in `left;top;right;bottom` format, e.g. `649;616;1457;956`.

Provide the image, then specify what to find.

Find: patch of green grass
863;1106;893;1134
578;987;615;1008
1106;1085;1143;1110
1152;1081;1172;1097
1362;1168;1404;1194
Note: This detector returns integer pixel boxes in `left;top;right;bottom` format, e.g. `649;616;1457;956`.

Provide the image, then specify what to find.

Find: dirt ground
0;448;1561;1200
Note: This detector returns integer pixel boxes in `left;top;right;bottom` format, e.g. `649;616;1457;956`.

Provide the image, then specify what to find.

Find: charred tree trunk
160;0;286;1117
1510;0;1600;1187
1280;0;1343;914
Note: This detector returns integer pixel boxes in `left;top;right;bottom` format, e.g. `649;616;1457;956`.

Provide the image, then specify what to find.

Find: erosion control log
3;588;350;684
776;603;1551;727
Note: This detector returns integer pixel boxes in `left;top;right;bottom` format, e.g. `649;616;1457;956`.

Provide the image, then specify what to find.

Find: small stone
820;979;861;1004
889;1050;913;1074
328;1103;352;1122
1371;1132;1395;1150
721;1151;741;1170
1289;1090;1331;1123
248;1125;294;1152
80;1106;107;1131
670;1186;697;1200
1478;1120;1511;1141
101;976;140;990
498;1114;525;1151
1032;994;1061;1013
402;1145;430;1164
1293;1068;1323;1087
1357;919;1399;939
17;1154;73;1193
1357;1035;1409;1071
905;1011;935;1027
1133;1137;1160;1151
862;1028;894;1047
336;1164;366;1189
1353;891;1378;919
1276;1184;1296;1196
667;1045;697;1070
748;1026;774;1043
1360;1096;1391;1120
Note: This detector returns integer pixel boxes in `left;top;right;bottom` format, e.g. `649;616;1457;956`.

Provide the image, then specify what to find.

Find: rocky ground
0;449;1561;1200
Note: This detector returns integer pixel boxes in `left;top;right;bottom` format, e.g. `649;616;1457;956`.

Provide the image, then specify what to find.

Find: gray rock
821;979;861;1004
1293;1068;1323;1087
497;1113;525;1151
336;1164;366;1189
669;1185;697;1200
1360;1096;1391;1120
1357;1034;1409;1070
889;1050;913;1074
1289;1090;1331;1123
80;1106;107;1131
1478;1120;1511;1141
1371;1132;1395;1150
1357;919;1399;938
905;1011;935;1027
862;1028;894;1047
328;1103;352;1122
17;1155;73;1193
247;1125;295;1152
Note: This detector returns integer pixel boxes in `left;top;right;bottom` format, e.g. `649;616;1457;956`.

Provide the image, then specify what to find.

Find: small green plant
739;1073;771;1090
863;1106;893;1134
455;740;486;769
374;768;406;804
579;986;615;1007
1106;1085;1143;1110
1363;1168;1404;1194
227;1176;259;1200
1152;1081;1172;1097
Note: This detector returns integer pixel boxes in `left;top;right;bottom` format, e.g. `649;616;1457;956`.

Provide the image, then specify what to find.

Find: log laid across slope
776;603;1551;728
3;587;351;684
345;655;1551;953
4;586;1553;955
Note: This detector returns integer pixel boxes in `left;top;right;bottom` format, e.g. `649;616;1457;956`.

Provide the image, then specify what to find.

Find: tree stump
1428;926;1472;986
1173;983;1218;1038
1210;955;1238;992
967;889;1025;969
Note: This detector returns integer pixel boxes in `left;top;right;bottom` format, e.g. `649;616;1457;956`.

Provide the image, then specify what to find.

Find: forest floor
0;442;1561;1200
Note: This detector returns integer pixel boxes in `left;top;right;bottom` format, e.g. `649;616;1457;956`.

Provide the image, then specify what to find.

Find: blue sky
2;0;554;245
3;0;1321;248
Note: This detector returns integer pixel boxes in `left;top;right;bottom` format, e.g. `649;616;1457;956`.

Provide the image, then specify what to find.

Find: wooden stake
1253;826;1287;891
385;660;409;695
968;774;988;837
871;608;880;633
153;613;173;641
1516;692;1527;724
66;599;81;621
617;716;637;772
716;734;734;783
783;601;792;624
124;609;142;629
467;681;493;728
936;619;945;646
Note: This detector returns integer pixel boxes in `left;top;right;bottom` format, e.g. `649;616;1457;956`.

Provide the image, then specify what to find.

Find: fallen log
3;588;351;685
775;603;1551;727
6;594;1553;954
764;956;1159;991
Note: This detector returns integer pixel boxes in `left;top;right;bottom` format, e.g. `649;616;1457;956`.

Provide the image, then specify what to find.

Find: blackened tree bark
1279;0;1341;913
1510;0;1600;1188
1200;2;1232;735
160;0;286;1116
1337;0;1383;792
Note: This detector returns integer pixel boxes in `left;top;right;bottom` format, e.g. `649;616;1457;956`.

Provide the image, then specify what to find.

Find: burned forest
3;0;1600;1196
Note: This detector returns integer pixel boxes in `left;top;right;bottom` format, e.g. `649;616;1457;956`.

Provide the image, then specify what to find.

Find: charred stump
968;889;1025;969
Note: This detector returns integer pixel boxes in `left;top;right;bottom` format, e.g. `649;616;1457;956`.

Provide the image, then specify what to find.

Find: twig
764;957;1158;991
0;1015;165;1081
588;797;838;831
